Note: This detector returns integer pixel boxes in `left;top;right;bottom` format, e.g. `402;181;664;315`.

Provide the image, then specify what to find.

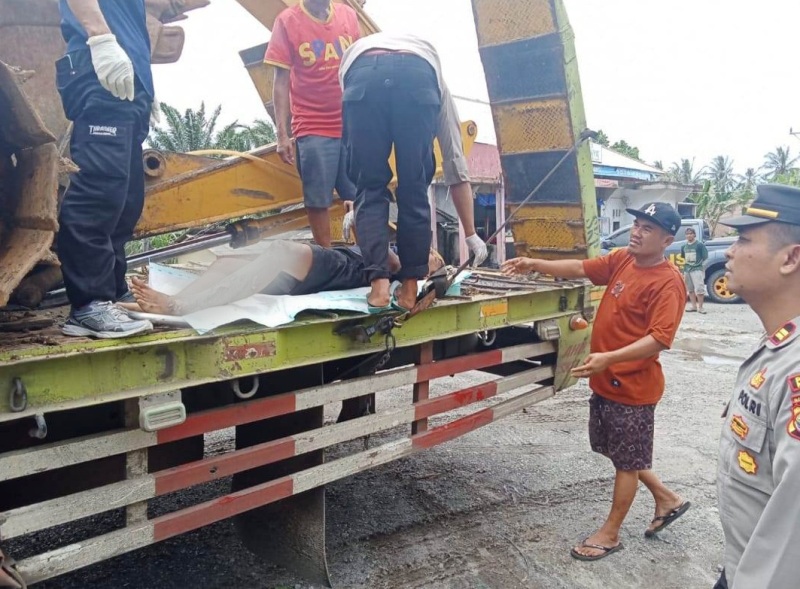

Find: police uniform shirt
717;316;800;588
59;0;154;97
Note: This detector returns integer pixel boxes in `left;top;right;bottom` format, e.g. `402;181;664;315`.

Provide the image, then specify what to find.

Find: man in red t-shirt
503;202;690;561
264;0;361;246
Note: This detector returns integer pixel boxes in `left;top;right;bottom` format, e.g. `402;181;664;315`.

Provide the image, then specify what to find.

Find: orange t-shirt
264;2;361;139
582;249;685;405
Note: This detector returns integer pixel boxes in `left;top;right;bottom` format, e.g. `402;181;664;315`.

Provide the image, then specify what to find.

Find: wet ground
26;302;760;589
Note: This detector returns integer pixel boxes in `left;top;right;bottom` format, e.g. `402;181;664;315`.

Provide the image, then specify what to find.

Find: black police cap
722;184;800;228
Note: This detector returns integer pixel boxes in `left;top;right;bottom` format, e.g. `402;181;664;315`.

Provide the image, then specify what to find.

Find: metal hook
231;376;260;400
9;378;27;413
28;414;47;440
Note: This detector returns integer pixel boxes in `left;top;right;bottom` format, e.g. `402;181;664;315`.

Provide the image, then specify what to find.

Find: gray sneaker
62;301;153;339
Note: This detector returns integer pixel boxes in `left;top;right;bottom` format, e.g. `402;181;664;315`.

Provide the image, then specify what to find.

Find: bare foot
646;497;686;535
368;278;391;308
117;301;142;312
395;280;418;311
130;276;177;315
572;529;620;558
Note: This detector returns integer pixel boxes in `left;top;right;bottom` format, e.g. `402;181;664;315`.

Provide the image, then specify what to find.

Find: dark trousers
342;53;440;282
56;50;151;308
713;570;728;589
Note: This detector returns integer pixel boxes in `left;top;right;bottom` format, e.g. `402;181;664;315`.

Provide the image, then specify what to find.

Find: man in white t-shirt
339;33;486;313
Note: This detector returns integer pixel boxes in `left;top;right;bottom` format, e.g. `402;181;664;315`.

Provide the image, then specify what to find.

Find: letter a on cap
644;203;657;216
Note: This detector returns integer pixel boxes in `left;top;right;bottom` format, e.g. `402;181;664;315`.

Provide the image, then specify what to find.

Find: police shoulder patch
770;322;797;346
788;396;800;442
749;368;767;390
730;415;749;440
737;450;757;474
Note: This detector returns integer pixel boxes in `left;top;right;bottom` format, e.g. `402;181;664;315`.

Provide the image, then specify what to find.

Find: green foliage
610;139;641;161
594;129;610;146
666;158;704;186
148;102;277;154
762;146;799;181
689;155;751;234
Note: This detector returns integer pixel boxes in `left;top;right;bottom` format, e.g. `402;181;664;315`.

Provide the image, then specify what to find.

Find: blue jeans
342;53;441;282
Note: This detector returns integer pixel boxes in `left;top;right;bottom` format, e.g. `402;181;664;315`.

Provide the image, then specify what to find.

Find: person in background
56;0;157;338
339;32;487;313
264;0;361;247
713;184;800;589
681;227;709;313
503;202;690;561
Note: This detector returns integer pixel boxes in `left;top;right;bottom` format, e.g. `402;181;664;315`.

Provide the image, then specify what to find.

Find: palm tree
691;155;749;234
653;160;664;170
666;158;704;186
737;167;762;203
148;102;277;153
763;146;799;180
705;155;737;194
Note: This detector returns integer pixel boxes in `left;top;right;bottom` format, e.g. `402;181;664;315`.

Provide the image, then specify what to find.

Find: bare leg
368;277;391;308
572;469;637;557
687;291;697;310
307;207;332;247
126;242;313;316
396;278;418;311
638;470;684;534
696;293;705;312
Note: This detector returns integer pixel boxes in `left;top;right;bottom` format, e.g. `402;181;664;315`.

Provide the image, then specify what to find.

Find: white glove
342;210;355;242
465;233;488;267
87;34;135;101
150;98;161;127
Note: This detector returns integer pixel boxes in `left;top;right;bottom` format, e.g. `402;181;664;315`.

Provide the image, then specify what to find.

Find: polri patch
769;322;796;346
787;396;800;442
730;415;749;440
749;368;767;391
737;450;757;475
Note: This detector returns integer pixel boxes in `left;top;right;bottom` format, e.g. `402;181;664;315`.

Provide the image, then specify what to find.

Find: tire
706;268;741;304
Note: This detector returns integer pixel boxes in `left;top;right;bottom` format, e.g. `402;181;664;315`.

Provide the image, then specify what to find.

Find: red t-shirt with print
582;249;685;405
264;2;361;139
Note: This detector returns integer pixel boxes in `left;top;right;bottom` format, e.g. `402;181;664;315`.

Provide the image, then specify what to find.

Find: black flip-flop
645;500;691;538
570;541;624;561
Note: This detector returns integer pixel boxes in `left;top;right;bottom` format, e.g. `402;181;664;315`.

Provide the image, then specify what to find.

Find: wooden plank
412;342;434;434
1;477;157;539
0;428;155;482
17;522;154;585
12;382;551;583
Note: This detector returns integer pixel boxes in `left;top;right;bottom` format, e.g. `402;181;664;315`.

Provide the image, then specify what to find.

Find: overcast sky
153;0;800;174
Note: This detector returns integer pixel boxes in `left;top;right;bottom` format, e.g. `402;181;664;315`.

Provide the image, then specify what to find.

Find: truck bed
0;271;592;420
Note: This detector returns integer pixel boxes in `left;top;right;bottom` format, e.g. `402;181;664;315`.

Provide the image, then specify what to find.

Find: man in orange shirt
503;202;690;561
264;0;361;246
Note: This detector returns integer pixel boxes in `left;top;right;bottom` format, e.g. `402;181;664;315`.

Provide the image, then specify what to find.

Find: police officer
56;0;156;338
715;184;800;588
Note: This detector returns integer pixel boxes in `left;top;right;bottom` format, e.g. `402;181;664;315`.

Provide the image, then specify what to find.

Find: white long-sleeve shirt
339;32;470;186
